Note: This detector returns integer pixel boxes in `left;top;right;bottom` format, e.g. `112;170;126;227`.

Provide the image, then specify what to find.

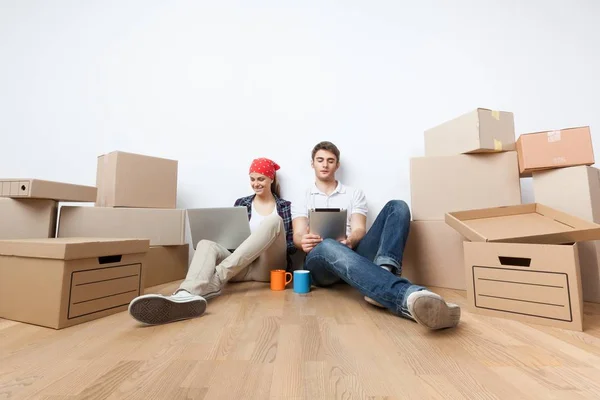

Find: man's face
311;149;339;181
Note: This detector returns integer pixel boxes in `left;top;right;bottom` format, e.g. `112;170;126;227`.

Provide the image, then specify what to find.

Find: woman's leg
178;240;231;296
127;240;230;325
230;216;287;282
216;214;286;283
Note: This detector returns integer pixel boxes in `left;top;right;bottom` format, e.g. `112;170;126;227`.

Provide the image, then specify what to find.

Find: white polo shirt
291;181;368;236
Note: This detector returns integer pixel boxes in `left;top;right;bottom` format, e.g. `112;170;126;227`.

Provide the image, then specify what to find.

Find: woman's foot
128;290;207;325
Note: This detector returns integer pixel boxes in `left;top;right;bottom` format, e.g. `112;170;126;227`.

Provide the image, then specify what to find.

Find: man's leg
354;199;411;307
305;239;461;330
128;239;230;325
354;200;410;275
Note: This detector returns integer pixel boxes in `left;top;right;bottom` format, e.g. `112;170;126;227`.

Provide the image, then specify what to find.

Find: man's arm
292;217;308;250
343;213;366;249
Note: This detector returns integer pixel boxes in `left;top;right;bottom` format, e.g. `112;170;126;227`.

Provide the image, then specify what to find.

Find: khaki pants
179;214;287;295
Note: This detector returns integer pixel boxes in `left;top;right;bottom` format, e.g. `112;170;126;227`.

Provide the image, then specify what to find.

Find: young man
291;141;461;330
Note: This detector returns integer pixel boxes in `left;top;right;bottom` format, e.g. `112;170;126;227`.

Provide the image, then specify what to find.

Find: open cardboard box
445;203;600;331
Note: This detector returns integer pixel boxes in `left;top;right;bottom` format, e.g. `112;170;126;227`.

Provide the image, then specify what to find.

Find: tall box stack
403;108;522;290
57;151;189;288
442;123;598;330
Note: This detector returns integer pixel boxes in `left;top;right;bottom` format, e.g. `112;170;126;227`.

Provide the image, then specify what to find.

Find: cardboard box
0;238;149;329
0;178;96;202
57;206;186;246
96;151;178;208
533;166;600;303
463;241;583;331
143;245;189;288
0;198;58;240
410;151;522;220
402;221;466;290
532;166;600;223
516;126;594;176
424;108;515;156
446;203;600;331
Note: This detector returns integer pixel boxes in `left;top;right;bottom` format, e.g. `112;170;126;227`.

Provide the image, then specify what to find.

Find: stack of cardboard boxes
0;151;190;329
403;108;600;331
0;177;152;329
57;151;190;288
403;108;522;290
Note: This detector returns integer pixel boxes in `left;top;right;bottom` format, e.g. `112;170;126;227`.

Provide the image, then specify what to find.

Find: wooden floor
3;282;600;400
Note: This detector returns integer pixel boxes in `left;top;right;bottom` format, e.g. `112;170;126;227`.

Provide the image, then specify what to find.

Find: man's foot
128;291;207;325
406;290;461;330
201;272;224;300
364;265;393;308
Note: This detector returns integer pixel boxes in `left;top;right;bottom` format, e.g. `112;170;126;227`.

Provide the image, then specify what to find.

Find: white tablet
309;208;347;240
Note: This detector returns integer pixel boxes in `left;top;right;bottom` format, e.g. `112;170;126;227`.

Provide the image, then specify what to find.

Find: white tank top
249;202;277;233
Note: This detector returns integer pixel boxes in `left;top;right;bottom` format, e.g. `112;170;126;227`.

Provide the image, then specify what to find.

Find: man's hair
311;141;340;163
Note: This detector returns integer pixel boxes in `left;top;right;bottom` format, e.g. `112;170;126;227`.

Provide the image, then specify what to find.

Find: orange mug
270;269;292;291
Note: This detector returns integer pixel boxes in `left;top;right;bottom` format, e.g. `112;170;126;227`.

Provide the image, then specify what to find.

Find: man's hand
301;231;322;253
339;238;353;249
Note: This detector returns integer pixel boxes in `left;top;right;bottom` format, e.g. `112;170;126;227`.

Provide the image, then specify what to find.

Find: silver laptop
187;207;251;251
309;208;347;240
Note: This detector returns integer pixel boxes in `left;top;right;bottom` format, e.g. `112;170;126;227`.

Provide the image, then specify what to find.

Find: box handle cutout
98;255;122;264
498;256;531;267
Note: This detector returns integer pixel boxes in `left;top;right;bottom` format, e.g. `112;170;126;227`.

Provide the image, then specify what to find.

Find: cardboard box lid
445;203;600;244
0;237;150;260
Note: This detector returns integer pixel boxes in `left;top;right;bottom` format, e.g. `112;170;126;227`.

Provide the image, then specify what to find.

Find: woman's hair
270;174;281;198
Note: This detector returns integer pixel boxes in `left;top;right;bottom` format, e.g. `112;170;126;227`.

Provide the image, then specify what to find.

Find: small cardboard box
410;151;522;220
96;151;178;208
533;166;600;303
0;178;96;202
402;221;467;290
57;206;186;246
0;238;149;329
0;198;58;240
424;108;515;156
446;203;600;331
516;126;594;176
142;245;190;288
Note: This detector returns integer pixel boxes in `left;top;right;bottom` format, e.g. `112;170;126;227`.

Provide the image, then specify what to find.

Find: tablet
309;208;347;240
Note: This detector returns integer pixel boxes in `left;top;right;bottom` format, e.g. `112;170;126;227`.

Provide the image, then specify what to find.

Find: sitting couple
128;141;461;330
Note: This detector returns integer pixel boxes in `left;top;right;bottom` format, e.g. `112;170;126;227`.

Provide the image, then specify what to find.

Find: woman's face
249;172;272;195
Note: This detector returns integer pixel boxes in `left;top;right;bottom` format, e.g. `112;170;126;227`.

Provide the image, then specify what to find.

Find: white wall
1;0;599;226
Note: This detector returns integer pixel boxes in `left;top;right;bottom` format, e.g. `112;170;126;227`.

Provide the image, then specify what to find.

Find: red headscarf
249;158;280;180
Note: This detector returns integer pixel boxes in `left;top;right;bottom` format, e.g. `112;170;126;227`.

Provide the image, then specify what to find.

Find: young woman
128;157;295;325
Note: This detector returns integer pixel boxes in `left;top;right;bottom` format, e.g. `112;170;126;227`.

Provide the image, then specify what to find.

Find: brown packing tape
491;110;500;120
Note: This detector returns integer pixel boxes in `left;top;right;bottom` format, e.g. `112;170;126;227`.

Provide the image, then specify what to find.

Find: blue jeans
304;200;425;319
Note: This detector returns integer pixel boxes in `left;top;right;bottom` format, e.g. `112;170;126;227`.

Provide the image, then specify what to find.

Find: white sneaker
128;291;207;325
364;265;393;308
201;272;224;300
406;290;461;330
